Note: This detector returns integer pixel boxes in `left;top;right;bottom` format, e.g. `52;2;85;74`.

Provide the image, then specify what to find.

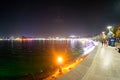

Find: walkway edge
57;42;100;80
81;43;102;80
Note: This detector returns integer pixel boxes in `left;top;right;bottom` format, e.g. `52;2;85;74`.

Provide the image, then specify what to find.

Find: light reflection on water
0;40;87;78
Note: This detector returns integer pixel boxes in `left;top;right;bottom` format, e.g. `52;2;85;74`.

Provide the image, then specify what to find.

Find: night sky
0;0;120;37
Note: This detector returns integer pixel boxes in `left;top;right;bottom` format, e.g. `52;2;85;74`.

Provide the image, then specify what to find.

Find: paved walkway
58;43;120;80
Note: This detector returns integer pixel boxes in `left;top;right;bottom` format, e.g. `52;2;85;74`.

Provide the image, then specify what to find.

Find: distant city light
102;31;105;34
69;35;76;38
0;38;3;40
0;36;93;41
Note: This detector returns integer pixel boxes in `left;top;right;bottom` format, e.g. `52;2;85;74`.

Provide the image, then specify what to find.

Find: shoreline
43;53;89;80
15;52;85;80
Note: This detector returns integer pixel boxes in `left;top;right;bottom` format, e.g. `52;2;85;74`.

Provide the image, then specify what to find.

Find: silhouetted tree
115;24;120;38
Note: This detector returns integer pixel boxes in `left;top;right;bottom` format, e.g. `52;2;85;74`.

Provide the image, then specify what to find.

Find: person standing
106;40;108;47
102;39;104;46
104;39;107;46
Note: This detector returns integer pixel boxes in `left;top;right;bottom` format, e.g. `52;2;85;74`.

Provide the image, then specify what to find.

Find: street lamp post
107;26;113;46
107;26;113;37
57;57;63;73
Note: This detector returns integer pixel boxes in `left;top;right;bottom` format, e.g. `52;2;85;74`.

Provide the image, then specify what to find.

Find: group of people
102;39;109;47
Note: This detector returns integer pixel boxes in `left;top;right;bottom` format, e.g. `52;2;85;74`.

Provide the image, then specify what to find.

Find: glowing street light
107;26;112;32
58;57;63;64
107;26;112;29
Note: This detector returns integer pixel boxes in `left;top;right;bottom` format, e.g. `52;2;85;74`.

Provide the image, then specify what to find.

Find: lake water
0;40;87;79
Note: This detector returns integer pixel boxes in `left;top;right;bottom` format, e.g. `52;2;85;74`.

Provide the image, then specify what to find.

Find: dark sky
0;0;120;37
